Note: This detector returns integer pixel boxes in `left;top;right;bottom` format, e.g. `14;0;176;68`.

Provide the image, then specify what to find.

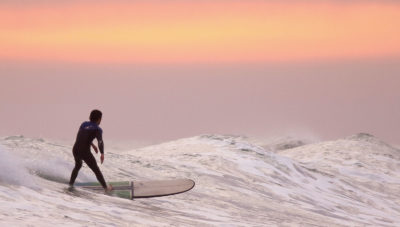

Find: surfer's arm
96;129;104;154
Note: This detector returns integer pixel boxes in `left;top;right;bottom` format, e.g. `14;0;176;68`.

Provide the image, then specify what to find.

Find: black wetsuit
69;121;107;188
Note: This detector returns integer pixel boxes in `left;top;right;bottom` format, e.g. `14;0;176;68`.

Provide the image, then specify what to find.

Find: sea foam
0;145;37;188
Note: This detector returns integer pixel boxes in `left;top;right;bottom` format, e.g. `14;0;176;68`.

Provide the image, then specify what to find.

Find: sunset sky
2;0;400;64
1;1;400;144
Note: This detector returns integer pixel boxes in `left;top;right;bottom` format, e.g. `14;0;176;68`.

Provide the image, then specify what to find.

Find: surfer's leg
83;152;107;189
69;155;83;186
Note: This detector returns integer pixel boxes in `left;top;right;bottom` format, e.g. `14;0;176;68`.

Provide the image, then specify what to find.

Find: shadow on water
31;170;70;184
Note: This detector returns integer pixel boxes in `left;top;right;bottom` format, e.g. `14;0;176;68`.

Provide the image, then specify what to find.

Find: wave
0;133;399;226
0;136;94;185
0;145;37;188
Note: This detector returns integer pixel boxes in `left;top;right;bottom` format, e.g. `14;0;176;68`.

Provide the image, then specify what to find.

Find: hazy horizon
1;58;399;145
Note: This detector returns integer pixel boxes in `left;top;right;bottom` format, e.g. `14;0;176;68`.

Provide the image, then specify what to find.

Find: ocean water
0;133;399;226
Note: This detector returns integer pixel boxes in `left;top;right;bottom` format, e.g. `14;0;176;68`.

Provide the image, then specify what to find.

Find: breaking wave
0;133;399;226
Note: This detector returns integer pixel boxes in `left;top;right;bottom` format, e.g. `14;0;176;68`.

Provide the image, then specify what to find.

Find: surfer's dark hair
89;109;102;122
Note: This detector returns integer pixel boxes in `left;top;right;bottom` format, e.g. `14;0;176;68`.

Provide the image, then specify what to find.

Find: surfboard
75;179;195;199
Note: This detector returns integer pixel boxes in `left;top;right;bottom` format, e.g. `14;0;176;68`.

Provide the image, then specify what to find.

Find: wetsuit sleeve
96;129;104;154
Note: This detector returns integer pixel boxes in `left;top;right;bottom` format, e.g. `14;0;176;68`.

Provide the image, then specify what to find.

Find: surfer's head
89;109;102;125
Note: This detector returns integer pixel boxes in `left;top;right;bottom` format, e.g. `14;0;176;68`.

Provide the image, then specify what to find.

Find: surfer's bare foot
105;185;113;193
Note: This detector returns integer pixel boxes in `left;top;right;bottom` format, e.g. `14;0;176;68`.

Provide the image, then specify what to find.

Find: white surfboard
75;179;195;199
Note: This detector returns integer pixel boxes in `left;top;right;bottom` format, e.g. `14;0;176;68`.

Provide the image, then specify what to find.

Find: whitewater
0;133;400;226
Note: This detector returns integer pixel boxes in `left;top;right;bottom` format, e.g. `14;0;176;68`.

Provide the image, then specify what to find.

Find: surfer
69;109;113;193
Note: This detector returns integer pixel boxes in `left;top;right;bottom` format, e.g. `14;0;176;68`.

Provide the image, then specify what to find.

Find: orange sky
1;1;400;64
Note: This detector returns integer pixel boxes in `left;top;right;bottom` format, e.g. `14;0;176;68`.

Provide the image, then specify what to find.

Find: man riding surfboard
69;109;112;193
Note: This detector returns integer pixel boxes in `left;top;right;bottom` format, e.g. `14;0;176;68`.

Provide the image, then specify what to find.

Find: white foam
1;134;400;226
0;145;37;188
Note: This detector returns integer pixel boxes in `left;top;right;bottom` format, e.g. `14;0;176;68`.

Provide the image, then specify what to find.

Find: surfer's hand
91;144;98;154
100;153;104;164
